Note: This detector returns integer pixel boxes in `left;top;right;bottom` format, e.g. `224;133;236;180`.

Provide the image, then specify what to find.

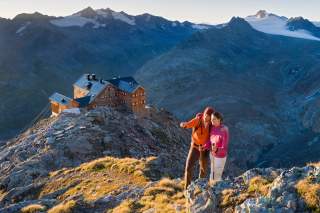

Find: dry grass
47;200;76;213
247;176;272;196
109;199;142;213
110;178;186;213
296;177;320;212
0;190;7;201
308;162;320;168
40;157;154;202
219;189;250;209
20;204;46;213
219;176;273;210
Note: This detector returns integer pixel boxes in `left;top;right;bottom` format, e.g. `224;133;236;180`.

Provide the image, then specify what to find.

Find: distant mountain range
135;16;320;173
1;8;320;175
0;7;209;140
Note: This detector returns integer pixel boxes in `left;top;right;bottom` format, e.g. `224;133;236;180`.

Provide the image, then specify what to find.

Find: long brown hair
203;107;214;128
203;107;214;117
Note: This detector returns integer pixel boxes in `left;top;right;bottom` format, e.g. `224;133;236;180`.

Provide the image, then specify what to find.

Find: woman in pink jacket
205;111;229;182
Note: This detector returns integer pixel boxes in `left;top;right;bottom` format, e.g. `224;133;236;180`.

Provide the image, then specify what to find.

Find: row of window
102;95;115;99
132;93;145;97
92;104;117;108
132;100;146;106
104;88;145;98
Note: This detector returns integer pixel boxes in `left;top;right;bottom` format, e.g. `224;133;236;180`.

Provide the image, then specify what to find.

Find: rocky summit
0;106;191;212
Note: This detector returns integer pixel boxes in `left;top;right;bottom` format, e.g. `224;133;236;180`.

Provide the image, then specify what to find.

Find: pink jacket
204;124;229;158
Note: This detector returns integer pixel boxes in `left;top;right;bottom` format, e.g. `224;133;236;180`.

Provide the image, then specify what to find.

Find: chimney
92;74;97;81
87;74;91;81
86;82;93;90
100;79;104;84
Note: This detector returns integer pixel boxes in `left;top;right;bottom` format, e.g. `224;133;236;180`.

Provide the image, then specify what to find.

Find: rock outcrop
0;106;190;212
186;164;320;213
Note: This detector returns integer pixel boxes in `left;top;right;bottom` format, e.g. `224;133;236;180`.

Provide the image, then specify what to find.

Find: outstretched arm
180;116;200;129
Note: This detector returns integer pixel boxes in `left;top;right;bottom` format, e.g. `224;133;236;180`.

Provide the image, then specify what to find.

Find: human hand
180;122;186;128
211;144;217;153
202;144;209;150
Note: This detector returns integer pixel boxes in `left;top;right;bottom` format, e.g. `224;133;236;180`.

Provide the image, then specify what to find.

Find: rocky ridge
0;106;190;212
0;106;319;212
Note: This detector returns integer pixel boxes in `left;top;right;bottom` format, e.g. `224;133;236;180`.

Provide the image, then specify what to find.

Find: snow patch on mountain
95;9;135;25
313;21;320;27
245;10;320;41
95;9;111;17
16;21;31;34
50;16;102;28
111;11;135;25
50;8;135;27
192;24;210;30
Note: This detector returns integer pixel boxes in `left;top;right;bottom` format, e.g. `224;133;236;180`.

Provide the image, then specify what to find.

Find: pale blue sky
0;0;319;24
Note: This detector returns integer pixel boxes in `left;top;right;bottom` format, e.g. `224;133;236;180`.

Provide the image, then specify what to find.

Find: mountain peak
286;16;320;37
245;10;320;41
249;10;287;21
95;8;114;17
255;10;269;18
73;6;97;18
287;16;316;27
228;17;252;30
287;16;313;26
13;12;50;22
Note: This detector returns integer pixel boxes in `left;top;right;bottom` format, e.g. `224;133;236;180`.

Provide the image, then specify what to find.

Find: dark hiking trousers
184;143;209;190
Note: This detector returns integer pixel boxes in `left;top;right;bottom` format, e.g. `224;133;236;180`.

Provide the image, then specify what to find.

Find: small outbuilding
49;92;80;116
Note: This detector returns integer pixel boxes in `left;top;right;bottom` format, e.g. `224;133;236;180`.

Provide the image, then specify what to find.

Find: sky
0;0;319;24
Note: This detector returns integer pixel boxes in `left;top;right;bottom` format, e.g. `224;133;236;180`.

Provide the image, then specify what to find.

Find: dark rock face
287;17;320;38
0;8;205;140
135;17;320;175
